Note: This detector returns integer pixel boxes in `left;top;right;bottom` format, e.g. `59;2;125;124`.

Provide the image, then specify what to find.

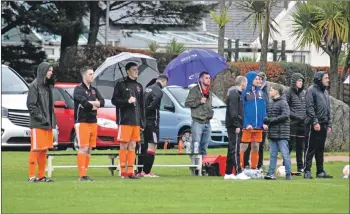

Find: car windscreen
167;87;226;108
64;87;114;108
1;66;29;94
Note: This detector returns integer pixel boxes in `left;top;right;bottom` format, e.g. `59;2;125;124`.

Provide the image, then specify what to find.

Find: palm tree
291;1;349;99
147;41;159;54
166;38;185;54
236;0;279;73
210;0;233;57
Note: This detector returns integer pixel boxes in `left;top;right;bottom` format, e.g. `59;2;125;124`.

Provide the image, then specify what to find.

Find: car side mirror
164;104;175;112
54;100;67;108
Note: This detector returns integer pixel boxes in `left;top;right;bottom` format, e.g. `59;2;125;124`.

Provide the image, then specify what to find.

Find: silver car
1;65;58;149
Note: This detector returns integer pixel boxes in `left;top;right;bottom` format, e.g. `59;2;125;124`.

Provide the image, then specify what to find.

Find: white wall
251;1;330;67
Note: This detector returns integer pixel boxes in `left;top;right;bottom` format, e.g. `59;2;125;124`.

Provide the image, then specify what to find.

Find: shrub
153;52;179;73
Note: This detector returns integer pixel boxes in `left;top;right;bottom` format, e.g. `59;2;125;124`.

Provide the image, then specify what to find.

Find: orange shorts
74;123;98;148
241;130;263;143
30;128;53;151
117;125;140;143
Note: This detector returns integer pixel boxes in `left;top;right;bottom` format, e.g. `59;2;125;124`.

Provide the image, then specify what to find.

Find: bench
45;153;203;178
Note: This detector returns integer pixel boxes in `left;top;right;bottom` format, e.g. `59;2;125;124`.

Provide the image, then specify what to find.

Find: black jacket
225;86;243;128
73;83;105;123
285;73;306;134
305;71;332;128
27;62;56;129
264;96;290;140
144;82;163;127
112;76;145;128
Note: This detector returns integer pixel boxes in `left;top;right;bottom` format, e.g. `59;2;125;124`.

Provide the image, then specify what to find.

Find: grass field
2;149;349;213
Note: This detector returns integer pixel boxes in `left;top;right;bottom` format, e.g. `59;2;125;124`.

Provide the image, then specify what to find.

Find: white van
1;64;58;149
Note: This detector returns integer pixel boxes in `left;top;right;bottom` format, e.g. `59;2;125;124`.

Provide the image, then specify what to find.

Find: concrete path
262;156;349;165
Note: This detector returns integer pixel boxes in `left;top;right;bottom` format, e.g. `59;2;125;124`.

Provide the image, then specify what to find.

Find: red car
52;82;119;150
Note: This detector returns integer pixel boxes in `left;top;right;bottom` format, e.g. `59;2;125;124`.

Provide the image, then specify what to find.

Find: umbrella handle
197;82;204;96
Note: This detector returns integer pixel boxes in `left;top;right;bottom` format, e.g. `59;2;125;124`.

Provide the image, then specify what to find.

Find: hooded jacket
285;73;306;134
26;62;56;129
305;71;332;128
144;82;163;127
225;86;243;128
264;96;290;140
242;71;267;129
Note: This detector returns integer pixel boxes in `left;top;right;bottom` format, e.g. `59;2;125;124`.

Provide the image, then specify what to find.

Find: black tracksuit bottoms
225;127;242;175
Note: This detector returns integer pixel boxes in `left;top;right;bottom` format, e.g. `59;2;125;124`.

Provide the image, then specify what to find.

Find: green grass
2;149;349;213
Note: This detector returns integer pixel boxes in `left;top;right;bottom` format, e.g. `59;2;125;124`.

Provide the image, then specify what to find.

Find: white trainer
236;172;251;180
224;174;236;180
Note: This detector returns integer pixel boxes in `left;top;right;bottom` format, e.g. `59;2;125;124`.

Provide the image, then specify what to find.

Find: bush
57;45;153;82
153;52;179;73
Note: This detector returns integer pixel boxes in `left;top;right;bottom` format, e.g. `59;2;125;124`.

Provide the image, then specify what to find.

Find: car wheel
179;129;192;145
71;133;79;151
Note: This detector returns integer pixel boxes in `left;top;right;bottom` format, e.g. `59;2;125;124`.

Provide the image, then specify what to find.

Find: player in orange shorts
240;71;268;169
112;62;145;179
26;62;56;182
73;66;105;181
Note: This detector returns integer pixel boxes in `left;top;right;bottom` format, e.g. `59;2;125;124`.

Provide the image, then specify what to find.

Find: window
292;55;305;63
1;66;28;94
160;93;174;111
52;88;65;102
44;48;55;55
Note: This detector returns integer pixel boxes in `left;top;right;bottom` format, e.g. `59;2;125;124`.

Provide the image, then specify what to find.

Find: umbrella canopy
164;49;228;87
344;76;350;84
93;52;159;99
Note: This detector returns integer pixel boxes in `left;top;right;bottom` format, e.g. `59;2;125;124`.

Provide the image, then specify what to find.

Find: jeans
191;121;212;155
268;139;291;176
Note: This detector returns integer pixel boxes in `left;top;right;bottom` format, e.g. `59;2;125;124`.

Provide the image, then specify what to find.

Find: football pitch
2;149;349;213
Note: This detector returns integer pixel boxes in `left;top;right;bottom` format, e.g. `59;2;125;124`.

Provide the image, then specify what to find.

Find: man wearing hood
285;73;306;173
244;72;269;169
304;71;333;179
26;62;56;182
240;71;268;170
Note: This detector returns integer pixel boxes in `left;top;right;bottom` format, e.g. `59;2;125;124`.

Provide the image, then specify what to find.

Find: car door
159;92;178;144
52;88;73;143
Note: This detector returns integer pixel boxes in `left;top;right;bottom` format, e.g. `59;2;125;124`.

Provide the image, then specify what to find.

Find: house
204;1;330;66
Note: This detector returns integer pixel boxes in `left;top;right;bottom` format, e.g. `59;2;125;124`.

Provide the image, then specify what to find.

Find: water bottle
194;142;199;154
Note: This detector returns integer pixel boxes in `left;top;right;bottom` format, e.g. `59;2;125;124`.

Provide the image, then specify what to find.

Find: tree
86;1;216;45
210;0;232;57
166;38;185;54
237;0;279;73
292;1;349;99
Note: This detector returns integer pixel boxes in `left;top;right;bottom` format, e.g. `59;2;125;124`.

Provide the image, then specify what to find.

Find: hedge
56;45;152;82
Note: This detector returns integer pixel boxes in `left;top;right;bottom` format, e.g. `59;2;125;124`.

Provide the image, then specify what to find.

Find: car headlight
1;107;8;118
210;118;222;129
97;118;118;129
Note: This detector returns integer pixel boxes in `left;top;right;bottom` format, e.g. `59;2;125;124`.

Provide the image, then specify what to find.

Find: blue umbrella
164;49;228;87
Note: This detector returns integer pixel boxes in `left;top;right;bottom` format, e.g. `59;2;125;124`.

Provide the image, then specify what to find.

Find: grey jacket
185;84;214;124
26;62;56;129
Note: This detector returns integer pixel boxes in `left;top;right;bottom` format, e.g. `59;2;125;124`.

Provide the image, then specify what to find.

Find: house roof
205;1;289;43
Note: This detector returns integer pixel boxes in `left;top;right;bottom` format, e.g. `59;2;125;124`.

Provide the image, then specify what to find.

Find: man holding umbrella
185;72;214;160
112;62;145;179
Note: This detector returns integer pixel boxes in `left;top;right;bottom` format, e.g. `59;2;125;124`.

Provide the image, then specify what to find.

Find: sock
251;151;259;169
232;167;237;175
28;151;38;178
119;149;127;176
37;150;47;178
240;152;245;169
143;151;155;174
77;153;87;177
85;155;91;175
127;150;136;176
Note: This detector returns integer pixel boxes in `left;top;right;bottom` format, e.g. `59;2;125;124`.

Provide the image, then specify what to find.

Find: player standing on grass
240;71;268;170
112;62;145;179
73;66;105;181
137;75;168;177
27;62;56;182
224;76;250;180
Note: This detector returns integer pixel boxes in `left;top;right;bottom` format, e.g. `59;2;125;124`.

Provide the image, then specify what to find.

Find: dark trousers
304;125;327;174
225;127;242;175
136;143;148;173
244;132;266;168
